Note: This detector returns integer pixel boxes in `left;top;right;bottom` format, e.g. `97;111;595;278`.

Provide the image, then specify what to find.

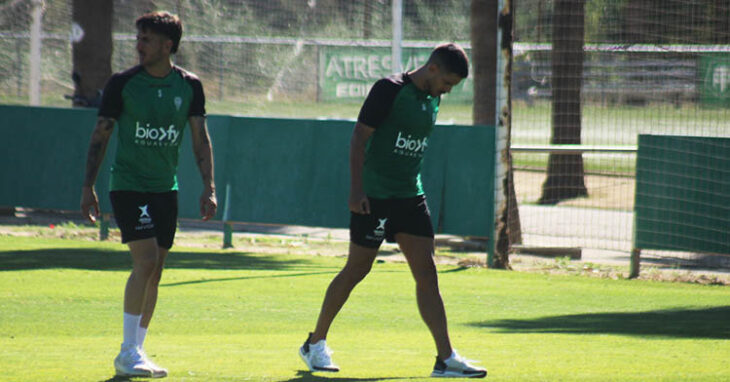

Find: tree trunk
471;0;521;269
471;0;497;125
71;0;113;107
500;0;523;252
539;0;587;205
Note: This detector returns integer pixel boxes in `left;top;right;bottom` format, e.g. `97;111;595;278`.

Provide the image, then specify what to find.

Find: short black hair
427;43;469;78
136;11;183;54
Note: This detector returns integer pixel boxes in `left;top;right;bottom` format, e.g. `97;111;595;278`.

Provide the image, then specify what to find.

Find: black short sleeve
98;66;142;119
179;68;206;117
187;77;206;117
357;75;405;128
97;73;125;119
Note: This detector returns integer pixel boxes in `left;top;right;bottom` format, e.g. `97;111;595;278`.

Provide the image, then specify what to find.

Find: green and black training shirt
358;73;440;199
98;65;206;193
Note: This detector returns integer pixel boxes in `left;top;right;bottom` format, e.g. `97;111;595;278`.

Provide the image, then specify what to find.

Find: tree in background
71;0;112;107
471;0;521;269
539;0;587;204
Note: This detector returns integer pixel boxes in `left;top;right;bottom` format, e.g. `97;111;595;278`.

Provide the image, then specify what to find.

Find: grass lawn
0;235;729;381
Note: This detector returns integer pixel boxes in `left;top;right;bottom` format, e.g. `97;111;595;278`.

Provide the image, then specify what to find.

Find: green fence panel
209;117;494;237
1;106;495;239
1;105;98;211
438;126;496;237
176;114;232;220
635;134;730;254
219;117;353;227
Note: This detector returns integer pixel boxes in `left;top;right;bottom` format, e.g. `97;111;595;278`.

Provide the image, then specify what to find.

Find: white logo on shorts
138;205;152;225
373;218;387;237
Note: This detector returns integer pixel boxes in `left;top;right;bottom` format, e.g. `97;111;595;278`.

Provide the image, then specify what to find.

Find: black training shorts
350;195;434;249
109;190;178;249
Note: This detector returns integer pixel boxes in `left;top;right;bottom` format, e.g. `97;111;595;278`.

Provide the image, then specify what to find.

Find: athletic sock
123;312;141;347
137;326;148;348
445;350;457;361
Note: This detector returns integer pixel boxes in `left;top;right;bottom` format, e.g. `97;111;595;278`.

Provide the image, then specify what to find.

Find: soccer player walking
299;43;487;378
80;12;216;378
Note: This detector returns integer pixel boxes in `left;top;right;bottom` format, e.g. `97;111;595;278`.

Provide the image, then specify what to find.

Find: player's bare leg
300;242;378;372
137;246;169;377
395;233;452;359
125;238;161;315
397;233;486;378
115;237;160;377
140;247;168;329
311;242;378;342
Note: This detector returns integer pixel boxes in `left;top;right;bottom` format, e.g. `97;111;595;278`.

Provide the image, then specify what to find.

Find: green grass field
1;234;728;381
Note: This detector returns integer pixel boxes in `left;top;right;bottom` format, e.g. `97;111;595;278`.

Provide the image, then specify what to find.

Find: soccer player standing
299;43;487;378
80;12;216;378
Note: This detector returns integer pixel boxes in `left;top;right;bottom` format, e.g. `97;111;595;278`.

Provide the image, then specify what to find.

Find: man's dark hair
427;43;469;78
136;11;183;54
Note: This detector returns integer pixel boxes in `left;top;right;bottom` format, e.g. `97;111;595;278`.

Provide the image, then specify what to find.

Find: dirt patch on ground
514;170;635;210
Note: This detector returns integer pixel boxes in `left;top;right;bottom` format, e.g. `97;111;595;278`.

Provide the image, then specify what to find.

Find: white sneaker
139;347;168;378
299;333;340;372
114;343;153;377
430;350;487;378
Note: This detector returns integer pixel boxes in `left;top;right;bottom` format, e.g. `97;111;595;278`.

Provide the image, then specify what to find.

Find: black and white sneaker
299;333;340;372
431;350;487;378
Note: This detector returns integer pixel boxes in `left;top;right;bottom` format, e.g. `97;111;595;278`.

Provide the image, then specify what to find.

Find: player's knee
340;264;372;285
149;266;164;284
134;253;159;275
413;268;439;289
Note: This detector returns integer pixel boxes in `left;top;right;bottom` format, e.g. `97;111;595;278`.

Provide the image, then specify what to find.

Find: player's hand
199;187;217;221
349;191;370;214
80;186;100;223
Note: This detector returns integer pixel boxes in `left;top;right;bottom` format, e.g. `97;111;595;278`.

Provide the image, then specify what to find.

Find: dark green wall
635;135;730;254
2;106;109;211
1;105;495;238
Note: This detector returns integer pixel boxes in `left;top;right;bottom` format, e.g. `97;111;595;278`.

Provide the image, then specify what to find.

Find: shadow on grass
472;306;730;339
160;271;337;287
284;371;422;381
100;371;421;382
0;247;327;272
99;376;143;382
438;266;470;273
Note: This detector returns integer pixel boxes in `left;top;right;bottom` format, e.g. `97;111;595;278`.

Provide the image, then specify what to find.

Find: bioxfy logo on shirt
393;131;428;158
135;122;180;147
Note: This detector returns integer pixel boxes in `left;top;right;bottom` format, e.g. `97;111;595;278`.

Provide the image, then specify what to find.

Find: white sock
446;350;457;361
137;326;148;348
123;312;141;347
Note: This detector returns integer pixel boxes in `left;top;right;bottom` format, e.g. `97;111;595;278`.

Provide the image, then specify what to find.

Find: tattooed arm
189;115;217;220
80;117;115;223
